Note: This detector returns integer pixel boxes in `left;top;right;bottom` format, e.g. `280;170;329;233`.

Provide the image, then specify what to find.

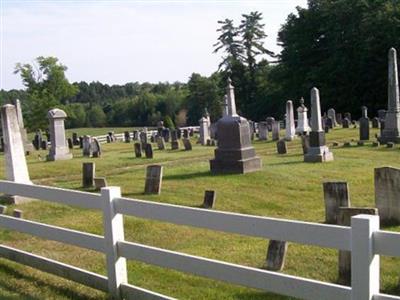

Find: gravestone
92;138;101;157
336;113;343;125
285;100;296;141
157;121;164;135
182;138;192;151
344;112;352;122
145;143;153;159
327;108;337;127
13;209;23;218
210;78;262;174
134;143;142;158
271;121;280;141
106;136;112;143
72;132;79;145
387;142;395;148
324;125;330;133
163;128;170;142
359;106;370;141
132;130;139;141
79;136;83;148
266;117;275;131
171;140;180;150
0;205;6;214
156;136;166;150
325;117;333;130
276;140;287;154
82;162;95;188
144;165;163;194
295;97;311;134
378;48;400;144
67;138;73;149
183;129;189;139
210;123;217;139
264;240;288;271
177;128;182;139
140;131;147;148
94;177;108;190
124;131;131;143
33;130;42;150
375;166;400;224
258;122;268;140
171;130;178;142
0;104;32;204
337;207;378;285
46;109;73;161
304;88;334;162
372;117;380;129
323;182;350;224
199;115;211;145
342;118;351;128
108;131;115;142
202;190;216;209
82;135;92;157
41;140;48;150
301;135;310;155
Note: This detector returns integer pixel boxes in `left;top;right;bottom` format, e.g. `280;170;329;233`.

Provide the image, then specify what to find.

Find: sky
1;0;307;91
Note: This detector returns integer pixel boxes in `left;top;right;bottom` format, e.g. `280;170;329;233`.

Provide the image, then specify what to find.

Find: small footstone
387;142;395;148
144;165;163;195
134;143;142;158
264;240;288;271
145;143;153;159
94;177;108;190
13;209;23;218
202;190;216;209
276;140;287;154
0;205;6;214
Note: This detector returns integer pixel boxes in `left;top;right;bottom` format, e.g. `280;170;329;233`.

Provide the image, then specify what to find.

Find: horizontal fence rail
0;180;398;300
116;197;352;251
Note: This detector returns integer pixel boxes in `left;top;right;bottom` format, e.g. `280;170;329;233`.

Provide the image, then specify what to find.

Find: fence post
351;214;380;300
102;187;127;299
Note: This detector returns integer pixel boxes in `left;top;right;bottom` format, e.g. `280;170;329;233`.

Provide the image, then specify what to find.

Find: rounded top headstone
47;108;67;119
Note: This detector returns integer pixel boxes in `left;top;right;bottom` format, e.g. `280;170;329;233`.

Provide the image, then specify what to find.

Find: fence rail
0;179;399;300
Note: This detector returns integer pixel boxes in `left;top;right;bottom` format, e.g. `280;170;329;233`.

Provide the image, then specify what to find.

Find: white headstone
327;108;337;127
47;108;73;161
199;117;210;145
285;100;296;141
295;97;311;134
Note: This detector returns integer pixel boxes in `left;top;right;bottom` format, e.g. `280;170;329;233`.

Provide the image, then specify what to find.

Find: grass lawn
0;127;399;299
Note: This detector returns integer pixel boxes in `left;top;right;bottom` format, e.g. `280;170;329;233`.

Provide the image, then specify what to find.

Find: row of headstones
134;138;193;159
265;166;400;284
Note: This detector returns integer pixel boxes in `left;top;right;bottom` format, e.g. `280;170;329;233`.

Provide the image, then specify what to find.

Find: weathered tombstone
372;117;380;129
323;182;350;224
183;129;189;139
134;143;142;158
72;132;79;145
171;130;178;142
337;207;378;285
171;140;180;150
336;113;343;125
378;109;387;121
285;100;296;141
144;165;163;194
324;125;330;133
264;240;288;271
124;131;131;143
182;138;192;151
176;128;182;139
46;109;73;161
156;136;166;150
304;88;334;162
163;128;170;142
325;117;333;130
344;112;352;122
202;190;216;209
199;116;211;145
342;118;351;128
13;209;23;218
94;177;108;190
258;122;269;140
266;117;275;131
79;136;83;149
82;135;92;157
327;108;337;127
301;135;310;154
210;79;262;174
67;138;73;149
0;104;32;204
295;97;311;134
92;138;101;157
108;131;115;142
33;129;42;150
139;131;147;148
106;135;112;143
132;130;139;141
378;48;400;144
82;162;95;188
41;140;48;150
145;143;153;159
375;166;400;224
359;106;370;141
271;121;280;141
276;140;287;154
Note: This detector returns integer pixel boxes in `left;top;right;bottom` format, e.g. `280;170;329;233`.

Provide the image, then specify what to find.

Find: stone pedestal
46;109;73;161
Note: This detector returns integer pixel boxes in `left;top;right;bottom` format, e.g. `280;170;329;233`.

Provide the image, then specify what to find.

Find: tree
86;105;107;127
14;56;78;129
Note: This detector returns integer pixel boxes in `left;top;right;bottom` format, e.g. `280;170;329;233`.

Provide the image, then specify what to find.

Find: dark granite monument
210;78;262;174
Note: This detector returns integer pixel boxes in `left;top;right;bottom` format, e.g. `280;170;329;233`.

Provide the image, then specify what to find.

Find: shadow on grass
382;281;400;297
234;291;295;300
0;260;101;300
267;160;305;166
163;170;212;181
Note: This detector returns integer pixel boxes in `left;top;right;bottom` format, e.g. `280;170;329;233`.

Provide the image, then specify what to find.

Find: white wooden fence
0;180;399;300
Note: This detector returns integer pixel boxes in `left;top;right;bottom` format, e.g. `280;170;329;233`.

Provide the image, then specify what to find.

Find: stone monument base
47;153;73;161
304;146;334;163
210;156;262;174
378;129;400;144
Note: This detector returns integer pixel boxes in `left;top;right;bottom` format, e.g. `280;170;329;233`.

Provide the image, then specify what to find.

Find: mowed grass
0;127;399;299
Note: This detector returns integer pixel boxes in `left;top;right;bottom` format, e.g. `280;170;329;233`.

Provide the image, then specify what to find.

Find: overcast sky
1;0;307;90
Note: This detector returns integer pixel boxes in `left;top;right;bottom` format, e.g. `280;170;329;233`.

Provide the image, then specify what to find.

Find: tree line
1;0;399;131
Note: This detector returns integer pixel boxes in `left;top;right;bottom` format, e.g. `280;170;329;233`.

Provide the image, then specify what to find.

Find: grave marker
144;165;163;194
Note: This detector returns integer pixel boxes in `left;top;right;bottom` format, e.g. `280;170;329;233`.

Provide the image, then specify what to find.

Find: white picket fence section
0;180;399;300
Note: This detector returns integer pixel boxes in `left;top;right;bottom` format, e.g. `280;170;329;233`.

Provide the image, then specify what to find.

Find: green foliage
163;115;175;129
86;105;107;127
